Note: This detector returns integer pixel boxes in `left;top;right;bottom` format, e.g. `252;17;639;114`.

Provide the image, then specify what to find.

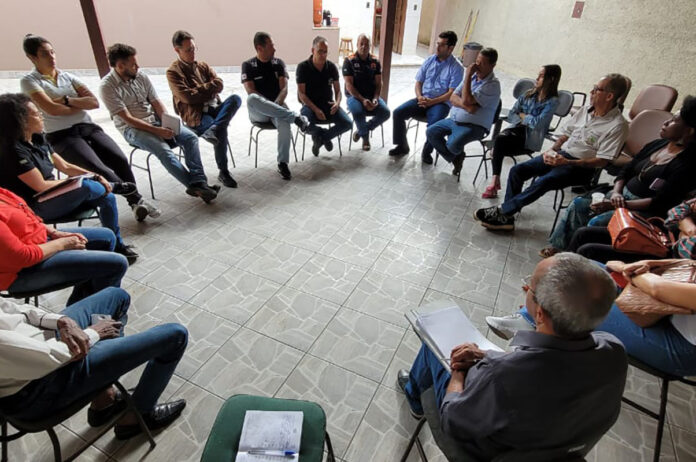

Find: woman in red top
0;187;128;305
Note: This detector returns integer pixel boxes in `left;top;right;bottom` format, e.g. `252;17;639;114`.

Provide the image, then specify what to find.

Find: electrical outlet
572;1;584;18
366;2;370;8
413;4;417;10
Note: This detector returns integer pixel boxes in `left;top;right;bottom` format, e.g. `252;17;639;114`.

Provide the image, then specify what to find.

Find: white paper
235;411;303;462
161;113;182;135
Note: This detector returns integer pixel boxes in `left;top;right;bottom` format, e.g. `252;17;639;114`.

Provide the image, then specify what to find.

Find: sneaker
452;153;465;176
201;125;219;146
138;198;161;219
294;115;310;132
421;151;433;165
388;145;409;156
474;206;515;231
352;131;361;143
362;137;371;151
278;162;292;180
324;138;334;152
111;182;137;197
131;201;148;222
486;313;534;340
396;369;424;419
114;399;186;440
186;183;218;203
218;170;238;188
311;135;322;156
115;243;138;265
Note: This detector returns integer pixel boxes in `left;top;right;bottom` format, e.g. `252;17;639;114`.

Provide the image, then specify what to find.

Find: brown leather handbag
616;260;696;327
608;208;673;257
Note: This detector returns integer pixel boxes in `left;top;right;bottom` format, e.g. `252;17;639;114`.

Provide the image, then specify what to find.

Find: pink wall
1;0;340;71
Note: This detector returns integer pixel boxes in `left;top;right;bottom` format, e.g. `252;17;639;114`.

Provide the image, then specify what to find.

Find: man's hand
542;149;558;166
92;320;123;340
590;200;614;213
51;230;87;243
610;192;626;209
154;127;176;140
56;236;87;251
95;175;112;194
450;343;484;371
57;317;90;360
620;261;651;278
466;63;479;78
362;99;376;111
417;97;432;108
314;108;327;121
329;101;340;115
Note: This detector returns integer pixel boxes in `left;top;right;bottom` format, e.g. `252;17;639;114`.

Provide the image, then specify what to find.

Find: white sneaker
485;313;534;340
131;198;161;222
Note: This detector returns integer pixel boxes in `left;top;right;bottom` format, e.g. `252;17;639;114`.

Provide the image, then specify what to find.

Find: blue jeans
392;98;450;154
425;119;487;163
346;96;391;138
31;179;124;246
189;94;241;171
300;105;352;144
404;343;452;414
247;94;297;164
518;305;696;377
0;288;188;420
7;227;127;305
124;124;207;187
500;152;596;216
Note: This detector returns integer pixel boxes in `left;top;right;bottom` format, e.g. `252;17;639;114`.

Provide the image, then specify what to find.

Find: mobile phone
91;314;112;324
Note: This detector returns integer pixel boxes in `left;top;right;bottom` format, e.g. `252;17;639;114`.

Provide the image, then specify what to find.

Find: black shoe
115;243;139;265
186;183;218;203
111;182;138;196
278;162;292;180
294;115;310;132
201;126;219;146
452;153;465;176
362;137;371;151
114;399;187;440
421;151;433;165
324;138;334;152
388;145;409;156
218;170;238;188
397;369;424;419
209;184;221;193
87;390;127;427
352;131;361;143
474;206;515;231
311;135;321;156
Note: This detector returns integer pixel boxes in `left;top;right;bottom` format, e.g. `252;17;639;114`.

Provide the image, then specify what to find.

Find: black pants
569;226;659;263
491;125;526;176
47;123;141;204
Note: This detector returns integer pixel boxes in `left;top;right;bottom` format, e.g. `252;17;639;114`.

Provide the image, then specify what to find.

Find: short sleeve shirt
296;56;340;114
415;54;464;103
20;69;92;133
99;69;159;134
0;135;56;204
341;53;381;99
559;106;629;161
449;72;501;129
241;57;288;102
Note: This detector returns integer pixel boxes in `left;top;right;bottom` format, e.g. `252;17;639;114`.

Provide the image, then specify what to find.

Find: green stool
201;395;335;462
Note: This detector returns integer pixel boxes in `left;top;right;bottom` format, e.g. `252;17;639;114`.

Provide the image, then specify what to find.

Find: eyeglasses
591;85;607;93
521;275;535;295
178;46;197;53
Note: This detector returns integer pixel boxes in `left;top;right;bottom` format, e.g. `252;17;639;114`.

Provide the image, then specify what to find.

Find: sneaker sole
134;206;148;222
480;221;515;231
487;323;513;341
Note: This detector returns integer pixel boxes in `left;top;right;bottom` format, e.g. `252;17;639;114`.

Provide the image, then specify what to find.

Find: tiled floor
1;64;695;461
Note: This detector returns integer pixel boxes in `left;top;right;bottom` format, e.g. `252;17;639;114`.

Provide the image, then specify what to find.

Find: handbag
616;260;696;327
608;208;674;257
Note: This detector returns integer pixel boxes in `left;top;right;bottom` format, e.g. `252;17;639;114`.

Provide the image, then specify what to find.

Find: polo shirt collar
307;55;327;72
474;71;495;84
588;105;621;120
510;330;597;352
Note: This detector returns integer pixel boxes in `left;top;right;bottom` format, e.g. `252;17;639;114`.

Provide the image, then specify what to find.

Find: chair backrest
512;78;536;99
616;76;632;110
628;84;678;119
555;90;574;117
623;109;672;157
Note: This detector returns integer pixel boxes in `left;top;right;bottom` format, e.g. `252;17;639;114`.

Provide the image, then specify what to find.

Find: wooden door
392;0;407;54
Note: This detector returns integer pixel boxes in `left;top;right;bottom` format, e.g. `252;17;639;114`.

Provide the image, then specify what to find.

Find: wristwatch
64;95;70;107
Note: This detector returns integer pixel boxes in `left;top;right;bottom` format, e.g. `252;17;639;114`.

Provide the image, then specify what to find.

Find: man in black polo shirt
296;36;352;156
242;32;309;180
342;34;390;151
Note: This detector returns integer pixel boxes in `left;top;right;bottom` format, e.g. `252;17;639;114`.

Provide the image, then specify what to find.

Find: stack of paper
235;411;303;462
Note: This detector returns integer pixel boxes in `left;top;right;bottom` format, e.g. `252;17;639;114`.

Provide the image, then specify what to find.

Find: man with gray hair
475;73;629;231
398;253;627;459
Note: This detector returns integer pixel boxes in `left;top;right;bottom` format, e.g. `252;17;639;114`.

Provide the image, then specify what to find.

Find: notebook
235;410;303;462
33;175;89;203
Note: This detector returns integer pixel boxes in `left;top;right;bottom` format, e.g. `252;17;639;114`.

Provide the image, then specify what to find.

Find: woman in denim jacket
482;65;561;198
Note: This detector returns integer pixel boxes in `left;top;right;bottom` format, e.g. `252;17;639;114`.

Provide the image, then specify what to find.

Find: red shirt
0;188;46;289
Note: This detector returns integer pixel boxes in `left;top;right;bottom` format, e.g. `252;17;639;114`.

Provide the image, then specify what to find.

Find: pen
247;449;296;457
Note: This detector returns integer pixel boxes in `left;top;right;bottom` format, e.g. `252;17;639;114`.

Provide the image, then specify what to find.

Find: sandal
539;246;560;259
481;184;500;199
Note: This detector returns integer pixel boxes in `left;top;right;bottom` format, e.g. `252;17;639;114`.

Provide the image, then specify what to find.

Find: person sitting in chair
475;74;629;231
398;253;627;460
425;47;501;174
0;287;188;440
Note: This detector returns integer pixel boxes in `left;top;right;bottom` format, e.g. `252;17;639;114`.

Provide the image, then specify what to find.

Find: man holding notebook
398;253;628;459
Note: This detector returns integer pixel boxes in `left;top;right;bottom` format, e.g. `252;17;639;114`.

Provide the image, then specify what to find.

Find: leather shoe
115;243;138;265
452;153;465;176
421;151;433;165
87;389;126;427
388;145;409;156
311;135;321;156
218;170;238;188
186;183;218;203
114;399;187;440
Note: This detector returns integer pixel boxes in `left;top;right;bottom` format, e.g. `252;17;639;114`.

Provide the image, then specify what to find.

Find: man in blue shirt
426;48;501;172
389;31;463;162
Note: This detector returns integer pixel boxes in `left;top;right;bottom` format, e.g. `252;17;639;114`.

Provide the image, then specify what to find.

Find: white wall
402;0;423;55
322;0;375;42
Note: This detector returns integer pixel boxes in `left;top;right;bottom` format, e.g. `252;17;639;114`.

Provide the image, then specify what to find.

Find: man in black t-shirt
242;32;309;180
342;34;390;151
296;36;352;157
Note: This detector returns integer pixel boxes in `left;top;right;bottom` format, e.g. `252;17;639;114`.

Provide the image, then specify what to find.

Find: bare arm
332;80;342;106
276;76;288;105
632;273;696;309
298;83;323;115
344;76;364;102
114;105;174;139
461;66;478;106
415;81;424;99
29;91;82;116
373;74;382;101
17;168;63;193
551;135;569;152
50;153;91;177
427;88;455;106
243;80;258;96
450;91;478;113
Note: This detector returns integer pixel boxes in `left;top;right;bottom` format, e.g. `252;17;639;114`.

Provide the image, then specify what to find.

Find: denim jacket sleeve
505;95;525;126
521;97;558;131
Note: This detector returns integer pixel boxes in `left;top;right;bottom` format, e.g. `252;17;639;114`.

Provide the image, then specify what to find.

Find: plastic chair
628;84;678;120
0;381;154;462
248;121;298;168
44;207;100;228
545;90;574;137
621;356;696;462
200;395;335;462
498;78;535;121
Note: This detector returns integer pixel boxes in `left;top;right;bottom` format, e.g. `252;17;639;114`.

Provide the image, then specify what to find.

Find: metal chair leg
254;129;261;168
145;153;156;200
248;126;254;157
653;379;669;462
114;382;156;450
325;432;336;462
349;126;354;151
2;420;8;462
227;142;236;168
380;124;385;147
46;427;61;462
549;189;565;237
400;417;427;462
